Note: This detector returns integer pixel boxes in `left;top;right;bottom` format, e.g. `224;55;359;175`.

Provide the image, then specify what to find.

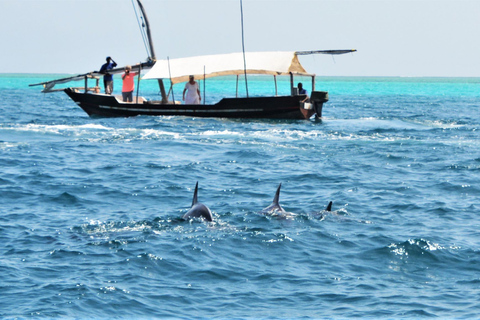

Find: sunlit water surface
1;74;480;318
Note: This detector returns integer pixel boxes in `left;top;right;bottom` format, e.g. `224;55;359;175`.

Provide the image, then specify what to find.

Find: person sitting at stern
298;82;309;103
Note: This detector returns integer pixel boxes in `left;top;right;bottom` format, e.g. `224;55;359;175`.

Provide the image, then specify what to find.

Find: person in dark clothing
99;56;117;94
297;82;309;103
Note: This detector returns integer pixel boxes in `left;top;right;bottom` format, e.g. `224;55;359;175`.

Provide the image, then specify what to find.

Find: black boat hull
64;88;327;119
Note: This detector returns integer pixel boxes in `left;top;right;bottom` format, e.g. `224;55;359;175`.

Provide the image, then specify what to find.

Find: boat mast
136;0;168;103
240;0;249;98
136;0;156;61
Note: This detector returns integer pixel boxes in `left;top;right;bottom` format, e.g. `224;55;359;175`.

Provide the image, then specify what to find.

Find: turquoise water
1;74;480;318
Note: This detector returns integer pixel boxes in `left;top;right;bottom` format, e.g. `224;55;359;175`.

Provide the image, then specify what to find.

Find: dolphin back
183;182;213;222
273;183;281;207
192;181;199;206
326;201;333;212
183;203;213;222
260;183;285;214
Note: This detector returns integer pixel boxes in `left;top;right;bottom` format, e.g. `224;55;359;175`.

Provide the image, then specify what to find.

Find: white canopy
142;51;310;84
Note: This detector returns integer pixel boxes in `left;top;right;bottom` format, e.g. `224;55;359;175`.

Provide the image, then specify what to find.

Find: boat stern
310;91;329;118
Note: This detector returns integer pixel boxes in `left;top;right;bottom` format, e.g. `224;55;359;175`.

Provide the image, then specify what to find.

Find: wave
388;238;447;258
1;123;181;142
3;117;472;149
3;123;109;134
0;141;28;149
44;192;80;205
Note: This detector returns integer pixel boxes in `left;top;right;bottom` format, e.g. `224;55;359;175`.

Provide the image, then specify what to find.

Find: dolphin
312;201;334;220
182;182;213;222
325;201;333;212
319;201;332;218
259;183;296;218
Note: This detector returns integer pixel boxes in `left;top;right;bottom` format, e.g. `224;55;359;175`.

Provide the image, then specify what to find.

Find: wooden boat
64;86;324;119
31;0;355;120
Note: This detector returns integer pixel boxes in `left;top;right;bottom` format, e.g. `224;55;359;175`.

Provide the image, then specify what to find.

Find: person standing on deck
121;65;138;102
183;75;201;104
99;56;117;95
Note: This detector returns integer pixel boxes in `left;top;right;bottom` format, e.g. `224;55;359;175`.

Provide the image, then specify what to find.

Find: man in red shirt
121;65;138;102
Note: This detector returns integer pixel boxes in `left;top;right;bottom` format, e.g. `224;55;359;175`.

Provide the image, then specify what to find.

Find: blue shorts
122;91;133;102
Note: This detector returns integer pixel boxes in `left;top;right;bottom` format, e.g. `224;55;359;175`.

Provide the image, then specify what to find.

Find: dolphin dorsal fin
273;183;282;206
326;201;333;212
192;181;199;206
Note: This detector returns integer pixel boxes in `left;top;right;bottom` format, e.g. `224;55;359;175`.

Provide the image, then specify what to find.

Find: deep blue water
1;74;480;319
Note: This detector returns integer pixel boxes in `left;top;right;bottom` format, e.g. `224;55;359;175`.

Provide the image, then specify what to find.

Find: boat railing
113;96;147;104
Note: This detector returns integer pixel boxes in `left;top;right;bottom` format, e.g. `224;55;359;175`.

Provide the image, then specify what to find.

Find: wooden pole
274;75;277;96
158;79;168;103
167;57;175;104
136;64;142;104
236;75;239;98
203;65;206;105
136;0;156;60
240;0;249;97
290;72;294;96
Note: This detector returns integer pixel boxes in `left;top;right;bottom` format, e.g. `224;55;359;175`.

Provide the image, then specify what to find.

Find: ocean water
1;74;480;319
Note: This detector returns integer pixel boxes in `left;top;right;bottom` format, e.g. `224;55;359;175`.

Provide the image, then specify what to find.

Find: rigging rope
131;0;151;59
